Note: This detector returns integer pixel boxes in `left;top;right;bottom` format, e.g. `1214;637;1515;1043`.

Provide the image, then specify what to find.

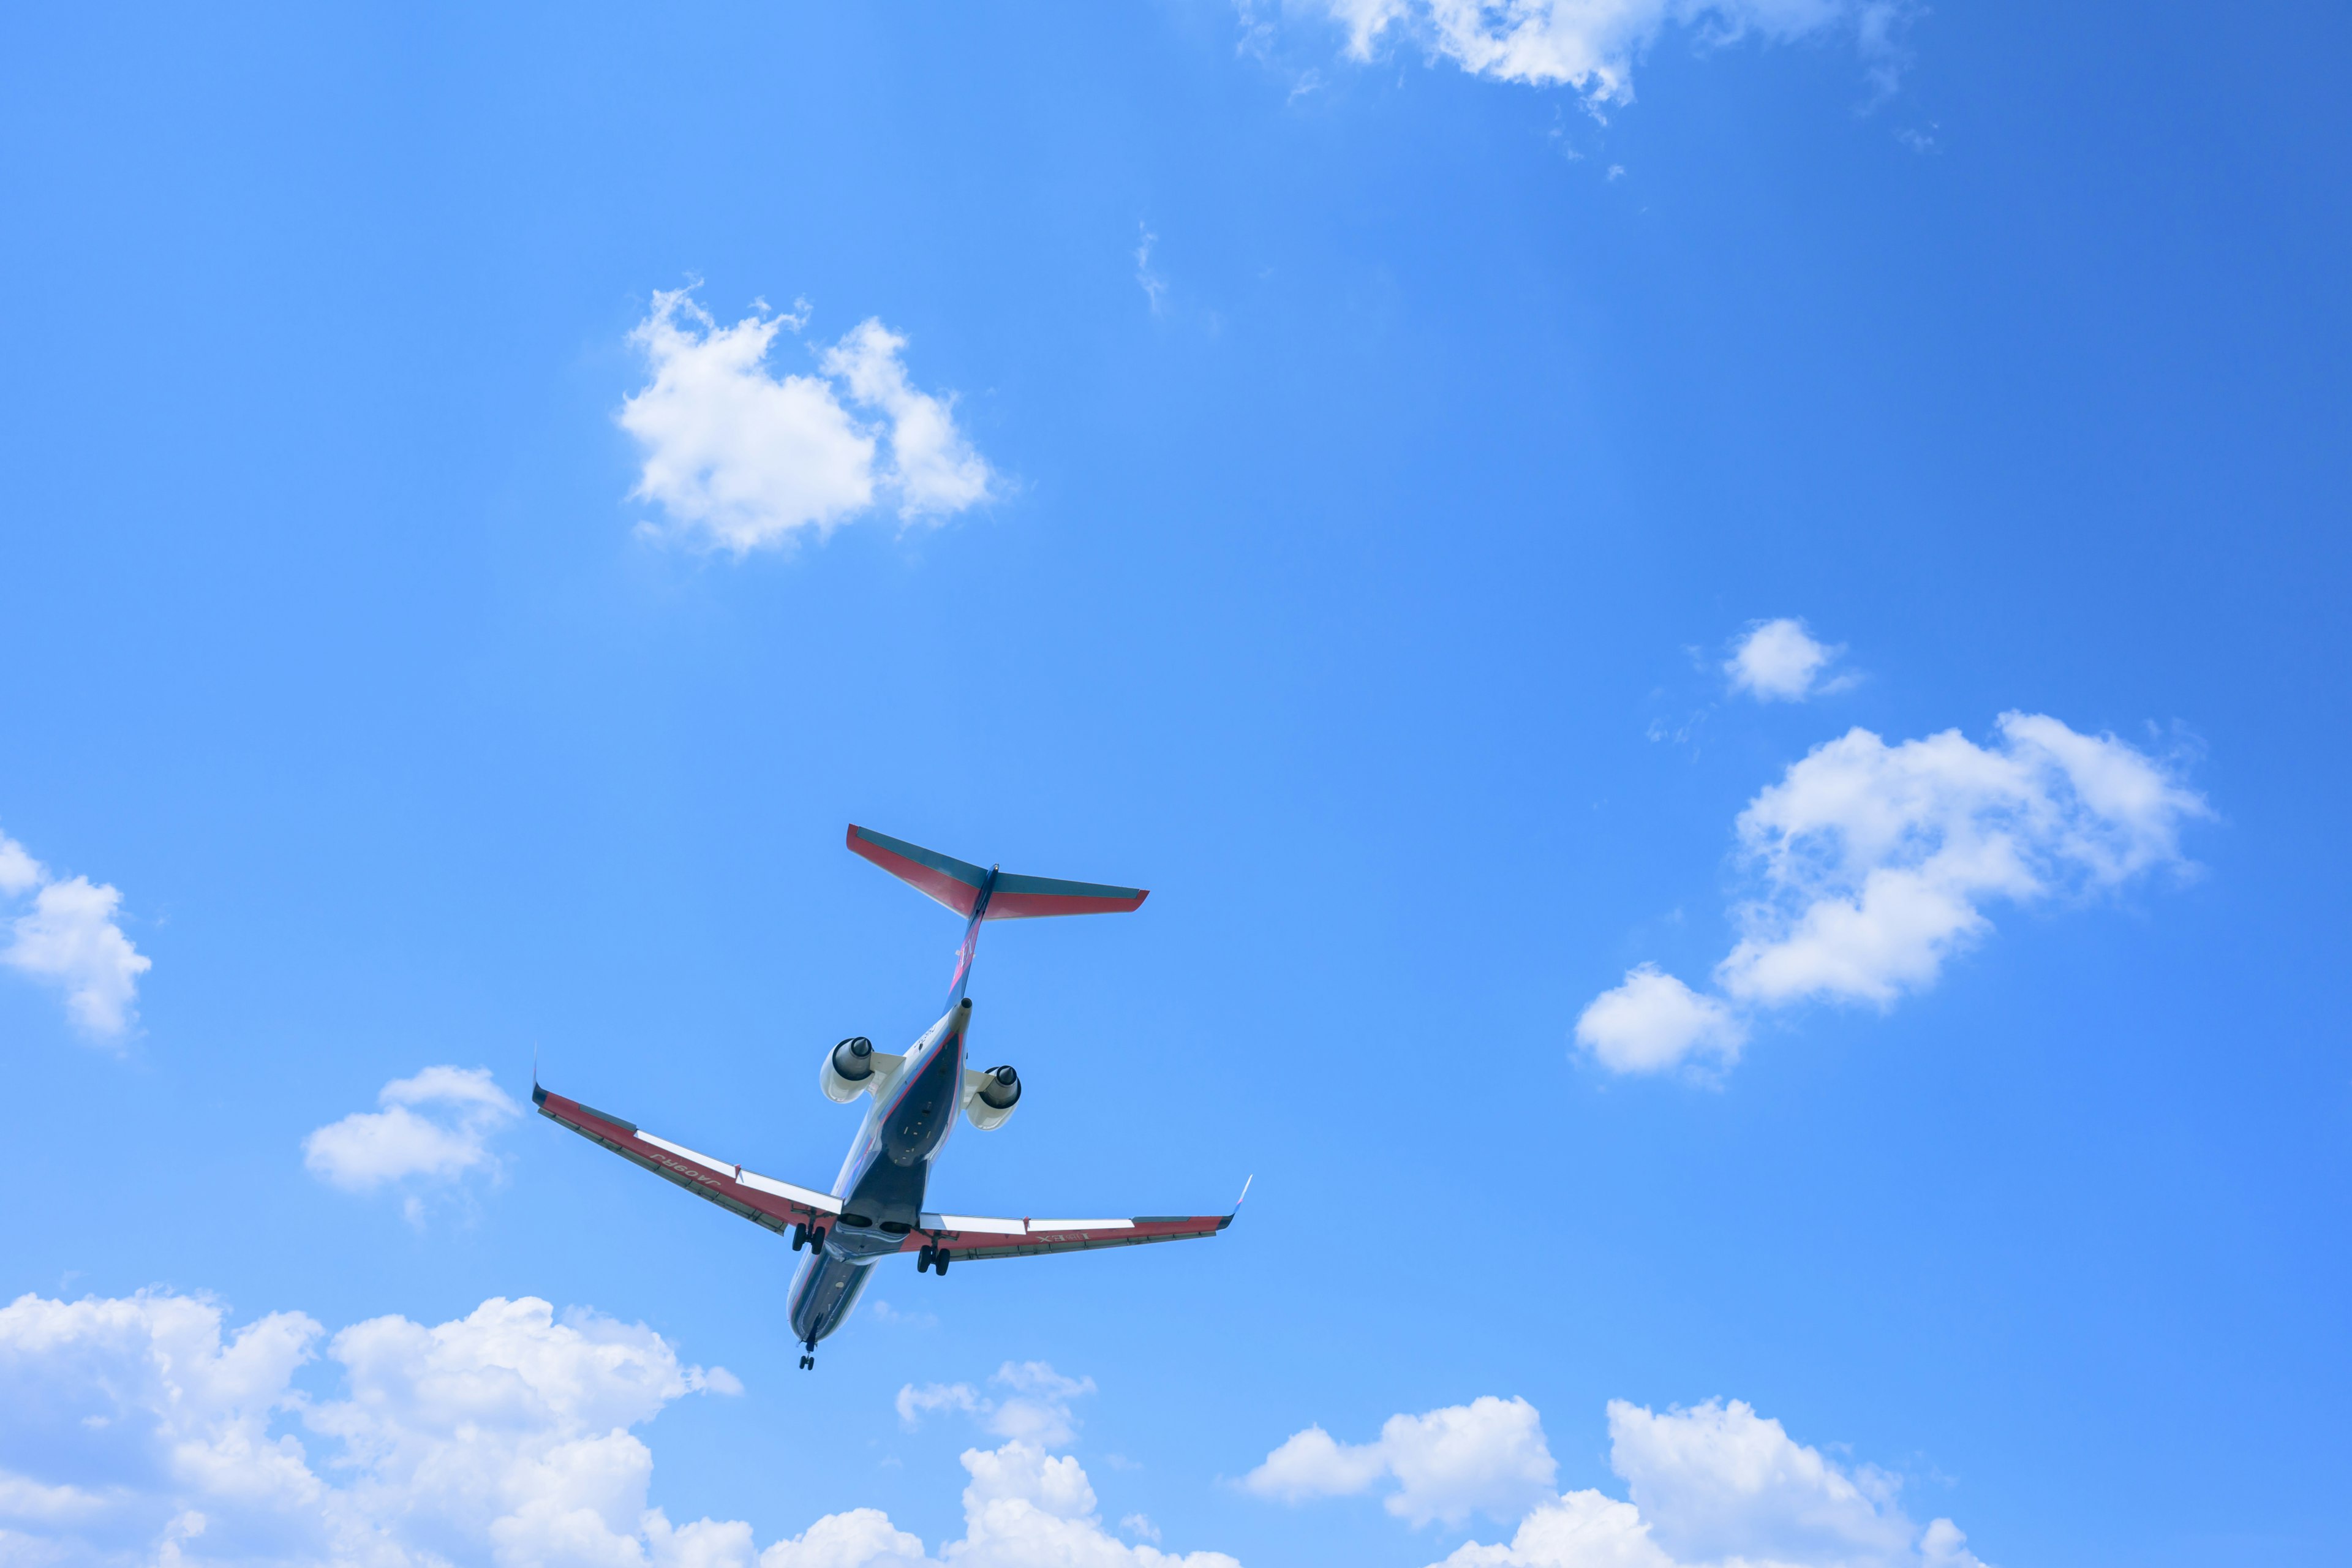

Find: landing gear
933;1249;950;1276
799;1354;814;1371
791;1223;808;1251
917;1245;936;1273
807;1226;827;1254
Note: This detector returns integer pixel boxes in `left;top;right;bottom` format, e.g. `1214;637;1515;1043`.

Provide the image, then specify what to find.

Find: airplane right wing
903;1182;1248;1262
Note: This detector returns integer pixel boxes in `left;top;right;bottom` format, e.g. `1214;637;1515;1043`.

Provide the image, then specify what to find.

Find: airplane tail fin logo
846;826;1148;919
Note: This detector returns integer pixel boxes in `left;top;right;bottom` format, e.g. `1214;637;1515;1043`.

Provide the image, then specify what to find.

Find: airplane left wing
533;1085;840;1237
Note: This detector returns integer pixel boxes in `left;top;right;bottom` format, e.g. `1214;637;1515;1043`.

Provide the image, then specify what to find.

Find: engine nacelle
820;1036;876;1104
962;1065;1020;1131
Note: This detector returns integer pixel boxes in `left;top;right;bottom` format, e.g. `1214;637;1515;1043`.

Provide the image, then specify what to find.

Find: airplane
533;824;1242;1370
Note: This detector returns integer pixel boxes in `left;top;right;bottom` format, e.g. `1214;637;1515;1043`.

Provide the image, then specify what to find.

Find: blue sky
2;2;2347;1565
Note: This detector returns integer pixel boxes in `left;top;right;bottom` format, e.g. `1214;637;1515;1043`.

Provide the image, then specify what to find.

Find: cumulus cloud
0;1295;1234;1568
1305;0;1906;105
302;1066;521;1210
1430;1397;1991;1568
1578;712;2209;1075
1244;1396;1557;1528
897;1362;1098;1449
0;1291;741;1567
1574;965;1748;1076
1725;619;1847;702
619;287;992;554
0;827;151;1041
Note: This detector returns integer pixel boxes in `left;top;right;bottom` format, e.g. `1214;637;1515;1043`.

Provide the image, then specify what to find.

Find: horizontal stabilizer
848;825;1147;919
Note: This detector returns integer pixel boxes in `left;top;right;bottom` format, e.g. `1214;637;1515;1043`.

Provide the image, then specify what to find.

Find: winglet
532;1044;545;1107
1235;1174;1253;1212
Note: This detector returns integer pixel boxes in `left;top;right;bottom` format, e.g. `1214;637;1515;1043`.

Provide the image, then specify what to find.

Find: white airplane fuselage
786;996;974;1347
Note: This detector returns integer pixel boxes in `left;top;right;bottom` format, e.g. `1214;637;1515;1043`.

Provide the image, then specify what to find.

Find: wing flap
535;1086;842;1237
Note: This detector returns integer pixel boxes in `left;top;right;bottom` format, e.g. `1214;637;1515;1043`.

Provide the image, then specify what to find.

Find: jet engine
962;1064;1021;1131
820;1036;875;1104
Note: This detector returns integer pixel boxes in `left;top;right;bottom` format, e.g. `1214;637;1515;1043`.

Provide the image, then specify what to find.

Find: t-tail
845;825;1149;1009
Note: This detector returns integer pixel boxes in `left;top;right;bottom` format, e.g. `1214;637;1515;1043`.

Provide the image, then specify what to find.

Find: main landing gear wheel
917;1245;936;1273
933;1250;950;1276
791;1223;807;1251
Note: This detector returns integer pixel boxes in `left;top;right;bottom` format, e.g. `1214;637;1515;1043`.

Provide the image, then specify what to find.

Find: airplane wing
532;1085;840;1237
900;1193;1245;1262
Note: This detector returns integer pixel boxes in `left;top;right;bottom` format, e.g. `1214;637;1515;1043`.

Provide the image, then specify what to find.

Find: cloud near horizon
620;288;992;554
0;1291;1234;1568
1577;711;2210;1076
1250;1393;1992;1568
1305;0;1909;104
0;827;151;1042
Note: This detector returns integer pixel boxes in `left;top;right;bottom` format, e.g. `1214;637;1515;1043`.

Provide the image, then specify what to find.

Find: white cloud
1718;714;2208;1008
0;1295;1235;1568
938;1441;1240;1568
1725;619;1847;703
897;1362;1098;1449
1305;0;1903;105
1244;1396;1557;1528
1430;1398;1991;1568
0;1291;741;1568
1574;965;1747;1076
1136;225;1168;315
0;833;42;896
820;321;993;521
1579;713;2209;1075
620;287;992;555
0;828;151;1042
303;1066;521;1202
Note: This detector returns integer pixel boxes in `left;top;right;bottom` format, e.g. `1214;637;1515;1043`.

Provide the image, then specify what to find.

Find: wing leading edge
535;1082;1241;1263
533;1085;841;1236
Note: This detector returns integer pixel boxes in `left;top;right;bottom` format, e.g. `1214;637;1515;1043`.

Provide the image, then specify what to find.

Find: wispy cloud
1578;713;2210;1077
303;1066;521;1220
1300;0;1910;107
897;1360;1098;1448
619;286;992;555
1136;225;1169;315
0;827;149;1042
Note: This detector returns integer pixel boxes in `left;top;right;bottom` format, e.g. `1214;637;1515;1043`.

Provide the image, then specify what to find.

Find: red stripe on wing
535;1090;836;1234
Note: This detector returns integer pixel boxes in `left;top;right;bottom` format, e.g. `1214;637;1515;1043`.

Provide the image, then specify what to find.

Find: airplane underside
534;825;1240;1374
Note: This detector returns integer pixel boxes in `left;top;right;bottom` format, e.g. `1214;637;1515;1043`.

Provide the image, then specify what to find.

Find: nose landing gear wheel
799;1354;813;1371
